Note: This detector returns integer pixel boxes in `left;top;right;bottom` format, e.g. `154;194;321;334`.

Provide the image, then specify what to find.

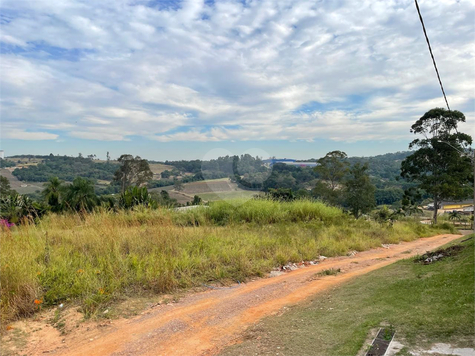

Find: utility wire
414;0;450;111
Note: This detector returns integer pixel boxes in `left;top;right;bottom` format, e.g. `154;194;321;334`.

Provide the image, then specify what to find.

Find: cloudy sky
0;0;473;160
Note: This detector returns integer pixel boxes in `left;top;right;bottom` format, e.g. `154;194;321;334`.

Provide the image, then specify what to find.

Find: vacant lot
0;199;455;328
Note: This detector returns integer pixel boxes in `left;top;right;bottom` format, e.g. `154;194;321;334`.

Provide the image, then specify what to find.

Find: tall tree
344;163;376;218
113;154;153;194
42;176;64;212
0;176;15;198
400;108;472;223
313;151;349;205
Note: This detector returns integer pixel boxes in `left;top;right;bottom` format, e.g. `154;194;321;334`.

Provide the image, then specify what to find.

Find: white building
0;150;4;159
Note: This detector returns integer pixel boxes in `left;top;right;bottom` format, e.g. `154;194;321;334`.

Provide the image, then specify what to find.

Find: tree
400;108;473;223
174;179;184;192
313;151;349;205
0;176;16;198
344;163;376;218
113;154;153;194
161;170;171;179
191;195;202;205
63;177;98;212
42;177;64;212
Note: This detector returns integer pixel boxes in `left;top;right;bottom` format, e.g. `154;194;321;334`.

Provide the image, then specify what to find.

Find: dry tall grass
0;199;453;325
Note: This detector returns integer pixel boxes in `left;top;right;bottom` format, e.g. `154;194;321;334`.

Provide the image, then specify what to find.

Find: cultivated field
155;178;260;203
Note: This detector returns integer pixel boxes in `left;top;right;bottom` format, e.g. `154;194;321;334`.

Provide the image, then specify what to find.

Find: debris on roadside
347;250;358;257
269;259;321;277
414;244;465;264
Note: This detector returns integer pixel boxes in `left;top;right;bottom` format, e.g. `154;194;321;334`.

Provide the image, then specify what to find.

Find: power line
414;0;450;111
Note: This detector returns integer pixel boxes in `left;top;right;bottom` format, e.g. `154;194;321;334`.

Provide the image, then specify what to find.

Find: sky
0;0;474;161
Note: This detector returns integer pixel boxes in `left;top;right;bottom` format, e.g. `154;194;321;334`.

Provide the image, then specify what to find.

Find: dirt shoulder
4;234;462;356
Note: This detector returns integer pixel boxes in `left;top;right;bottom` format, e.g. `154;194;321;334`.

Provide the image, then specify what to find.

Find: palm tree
64;177;98;212
42;177;64;212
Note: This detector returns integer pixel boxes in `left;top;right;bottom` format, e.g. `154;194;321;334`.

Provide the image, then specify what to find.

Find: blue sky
0;0;474;161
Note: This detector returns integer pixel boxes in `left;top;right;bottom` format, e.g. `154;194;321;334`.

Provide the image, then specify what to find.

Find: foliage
191;195;202;205
113;154;153;194
12;155;118;182
448;211;462;221
400;188;423;216
41;177;65;213
0;193;47;224
267;188;296;201
344;163;376;218
401;108;473;223
375;187;404;206
149;190;178;207
0;176;16;198
63;177;99;212
119;186;157;209
161;170;172;179
174;179;184;191
0;158;15;168
313;151;349;205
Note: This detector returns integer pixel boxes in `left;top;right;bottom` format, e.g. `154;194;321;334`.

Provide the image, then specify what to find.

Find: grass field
0;199;455;327
154;178;259;203
198;190;260;202
221;235;474;356
148;163;175;179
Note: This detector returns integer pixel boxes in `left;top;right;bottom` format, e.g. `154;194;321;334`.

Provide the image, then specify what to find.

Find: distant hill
2;152;415;206
9;155;119;182
348;151;412;182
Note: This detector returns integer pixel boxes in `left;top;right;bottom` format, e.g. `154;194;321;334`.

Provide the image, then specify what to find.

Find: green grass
0;199;455;327
197;190;259;202
220;236;474;356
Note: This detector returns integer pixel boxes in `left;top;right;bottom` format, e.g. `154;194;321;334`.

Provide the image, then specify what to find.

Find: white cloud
2;129;59;140
0;0;473;145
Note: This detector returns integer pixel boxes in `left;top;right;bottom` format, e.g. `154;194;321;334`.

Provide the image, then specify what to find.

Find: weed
317;268;341;277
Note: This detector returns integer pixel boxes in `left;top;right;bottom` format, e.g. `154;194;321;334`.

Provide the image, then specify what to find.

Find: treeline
166;154;265;176
12;155;118;182
0;158;16;168
0;175;201;225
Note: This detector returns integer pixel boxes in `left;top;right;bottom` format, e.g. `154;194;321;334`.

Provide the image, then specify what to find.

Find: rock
319;256;327;261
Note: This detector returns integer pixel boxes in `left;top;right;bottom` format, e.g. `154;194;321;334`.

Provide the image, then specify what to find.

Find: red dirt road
22;234;461;356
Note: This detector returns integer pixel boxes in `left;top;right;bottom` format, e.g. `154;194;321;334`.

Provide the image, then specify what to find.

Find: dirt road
22;234;461;356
